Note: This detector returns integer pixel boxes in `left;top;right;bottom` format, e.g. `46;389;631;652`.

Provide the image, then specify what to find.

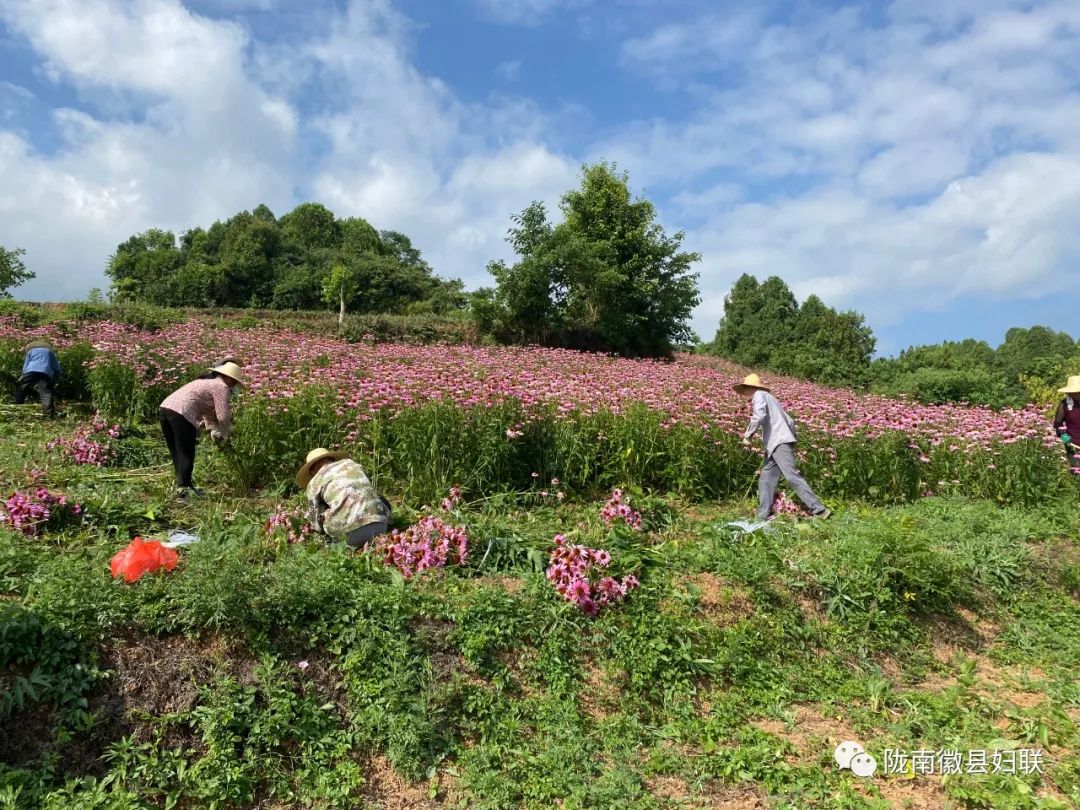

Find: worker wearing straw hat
158;362;244;501
14;339;61;416
734;373;830;520
1053;375;1080;473
297;449;391;548
199;356;241;384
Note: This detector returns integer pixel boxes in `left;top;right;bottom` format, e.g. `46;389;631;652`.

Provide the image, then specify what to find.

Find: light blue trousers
757;443;825;519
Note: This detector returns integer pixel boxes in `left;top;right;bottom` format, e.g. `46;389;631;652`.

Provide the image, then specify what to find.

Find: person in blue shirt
14;340;61;416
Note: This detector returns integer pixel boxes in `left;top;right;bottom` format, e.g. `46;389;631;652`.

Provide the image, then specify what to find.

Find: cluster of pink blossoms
441;485;463;512
546;534;640;615
46;415;121;466
265;505;315;544
770;492;805;516
6;314;1052;454
599;488;643;530
368;515;468;579
1;488;83;536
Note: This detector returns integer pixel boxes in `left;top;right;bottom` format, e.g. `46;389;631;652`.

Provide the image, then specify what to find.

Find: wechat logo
835;741;877;778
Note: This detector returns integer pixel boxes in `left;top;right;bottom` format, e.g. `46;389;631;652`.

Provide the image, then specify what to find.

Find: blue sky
2;0;1080;356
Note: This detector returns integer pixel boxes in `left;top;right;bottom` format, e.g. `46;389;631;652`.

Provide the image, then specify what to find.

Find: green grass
1;408;1078;809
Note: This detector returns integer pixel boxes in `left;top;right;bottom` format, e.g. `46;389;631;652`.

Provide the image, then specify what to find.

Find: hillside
0;314;1078;809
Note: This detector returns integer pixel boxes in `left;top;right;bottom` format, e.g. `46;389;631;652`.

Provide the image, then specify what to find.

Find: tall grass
10;340;1066;506
215;391;1068;506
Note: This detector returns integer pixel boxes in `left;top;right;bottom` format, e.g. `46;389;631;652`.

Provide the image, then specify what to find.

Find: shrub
61;301;110;324
55;342;95;402
875;366;1017;409
0;338;22;395
214;386;1067;508
107;303;185;332
341;313;476;345
0;299;47;327
0;604;98;729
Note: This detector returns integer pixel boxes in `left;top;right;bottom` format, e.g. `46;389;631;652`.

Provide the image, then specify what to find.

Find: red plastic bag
110;537;179;583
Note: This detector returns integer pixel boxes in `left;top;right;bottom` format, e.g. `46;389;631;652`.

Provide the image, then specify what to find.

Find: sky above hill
1;0;1079;355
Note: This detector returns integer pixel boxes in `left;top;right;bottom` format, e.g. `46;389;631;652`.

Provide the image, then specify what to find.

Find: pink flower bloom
367;515;468;578
546;535;639;615
600;489;643;530
0;487;83;536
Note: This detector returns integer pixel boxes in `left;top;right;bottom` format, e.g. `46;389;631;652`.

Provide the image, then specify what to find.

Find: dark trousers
14;372;55;415
159;408;197;489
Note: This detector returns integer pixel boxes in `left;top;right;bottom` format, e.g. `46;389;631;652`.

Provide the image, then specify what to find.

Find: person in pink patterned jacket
159;362;244;500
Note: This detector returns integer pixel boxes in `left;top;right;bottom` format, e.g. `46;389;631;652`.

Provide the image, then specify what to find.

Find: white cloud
470;0;591;26
1;0;1078;351
619;9;763;76
0;0;299;298
0;81;34;123
0;0;248;99
305;1;576;282
0;0;580;302
609;0;1080;337
495;60;522;81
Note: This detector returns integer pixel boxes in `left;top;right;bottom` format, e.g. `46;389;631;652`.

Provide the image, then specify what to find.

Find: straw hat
1059;375;1080;394
296;448;347;487
210;361;244;386
733;373;770;395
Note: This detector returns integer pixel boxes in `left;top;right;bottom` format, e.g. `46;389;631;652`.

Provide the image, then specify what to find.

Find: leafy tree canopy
0;246;35;298
105;204;462;315
475;162;701;358
708;274;875;387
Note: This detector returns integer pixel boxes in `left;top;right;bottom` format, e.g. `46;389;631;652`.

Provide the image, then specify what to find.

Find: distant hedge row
0;300;478;344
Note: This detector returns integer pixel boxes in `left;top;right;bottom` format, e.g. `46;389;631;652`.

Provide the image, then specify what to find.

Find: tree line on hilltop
705;272;1077;408
105;203;467;318
1;160;1075;408
101;163;702;358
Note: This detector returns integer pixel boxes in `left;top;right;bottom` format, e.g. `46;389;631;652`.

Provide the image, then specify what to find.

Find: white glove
210;429;226;443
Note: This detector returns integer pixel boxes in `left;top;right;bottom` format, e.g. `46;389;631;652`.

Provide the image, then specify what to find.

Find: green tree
995;326;1075;392
480;163;701;357
322;263;361;328
778;295;876;385
340;217;381;258
106;230;181;302
483;202;562;344
106;202;459;315
709;276;875;387
251;203;276;224
280;203;340;253
865;331;1076;408
380;230;429;271
711;274;799;367
211;212;280;307
0;246;34;297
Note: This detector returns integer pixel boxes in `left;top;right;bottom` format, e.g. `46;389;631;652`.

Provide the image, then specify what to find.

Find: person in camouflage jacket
296;448;391;548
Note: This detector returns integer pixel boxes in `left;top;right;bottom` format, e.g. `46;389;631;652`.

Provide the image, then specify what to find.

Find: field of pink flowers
0;316;1069;505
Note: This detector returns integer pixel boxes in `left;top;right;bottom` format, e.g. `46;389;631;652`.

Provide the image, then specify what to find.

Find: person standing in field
1052;375;1080;473
14;340;61;416
296;448;392;548
734;373;831;520
158;362;244;501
